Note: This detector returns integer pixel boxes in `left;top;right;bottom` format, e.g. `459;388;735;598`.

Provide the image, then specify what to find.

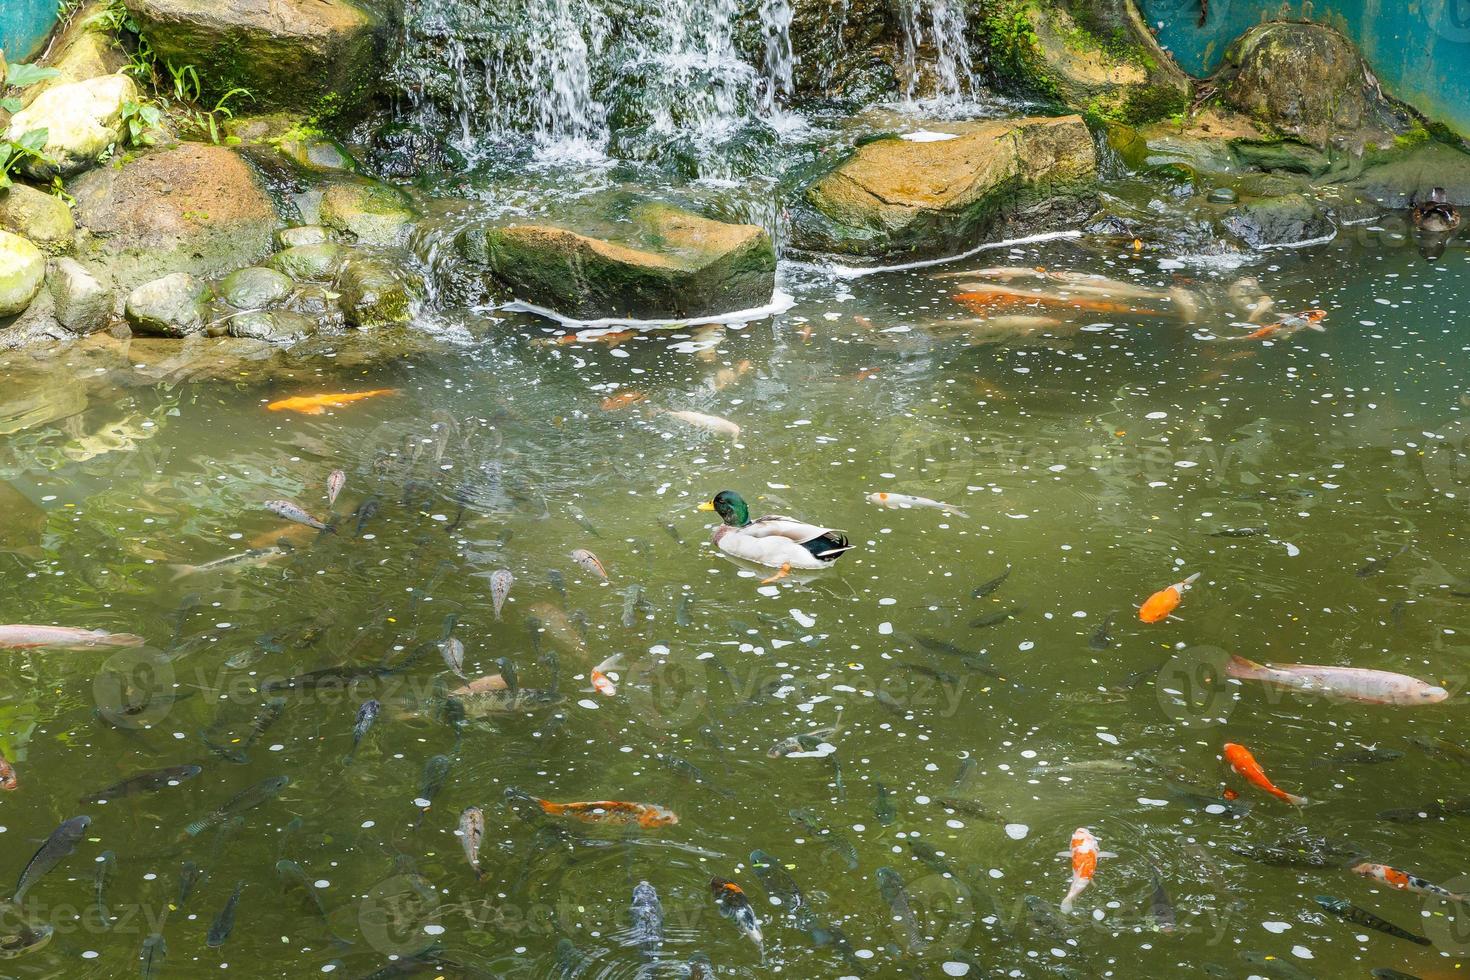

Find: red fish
511;789;677;828
1138;572;1200;623
1224;742;1307;806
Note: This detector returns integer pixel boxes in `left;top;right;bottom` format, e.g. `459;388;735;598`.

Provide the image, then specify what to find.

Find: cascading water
897;0;979;105
759;0;796;115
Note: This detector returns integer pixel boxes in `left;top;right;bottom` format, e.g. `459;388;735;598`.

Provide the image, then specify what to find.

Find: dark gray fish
662;522;683;544
546;571;566;601
656;753;732;798
176;860;205;909
495;657;519;695
261;664;395;693
344;698;381;764
1371;970;1424;980
675;593;693;627
15;814;90;902
264;499;328;530
629;881;663;956
809;920;867;974
1378;796;1470;822
556;937;591;978
750;849;811;926
525;616;544;657
183;775;290;838
934;796;1003;823
278;816;304;862
789;808;858;869
1088;613;1116;651
205;697;288;763
875;867;924;953
452;687;564;717
830;753;846;801
1316;895;1429;945
80;764;203;804
971;564;1012;599
687;951;715;979
413;754;455;827
1240;951;1314;980
768;718;841;758
1408;735;1470;766
1356;543;1409;578
93;850;115;929
621;585;642;627
207;880;245;948
1209;527;1263;537
874;782;896;825
353;496;381;536
969;606;1019;628
567;504;600;537
1148;871;1176;932
1231;834;1364;868
139;933;166;979
276;859;343;940
907;840;957;878
873;688;909;717
1315;745;1404;767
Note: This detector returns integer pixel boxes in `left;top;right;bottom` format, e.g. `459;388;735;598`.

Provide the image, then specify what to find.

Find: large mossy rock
0;232;47;317
789;0;898;102
24;2;127;101
1028;2;1188;122
1221;193;1335;249
789;115;1097;261
463;204;777;321
123;0;391;120
0;184;76;254
319;180;414;246
5;74;137;178
70;143;278;292
1217;22;1413;151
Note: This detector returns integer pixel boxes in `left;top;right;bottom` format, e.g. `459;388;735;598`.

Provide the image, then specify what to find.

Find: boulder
219;266;294;309
124;272;210;336
227;309;316;343
789;115;1097;260
1028;3;1187;122
4;74;137;178
464;203;778;320
1221;194;1335;250
336;255;412;328
1216;22;1414;151
0;232;47;317
277;225;332;249
48;258;114;334
267;242;345;281
70;143;278;291
228;113;360;176
123;0;390;120
0;184;75;253
319;181;414;246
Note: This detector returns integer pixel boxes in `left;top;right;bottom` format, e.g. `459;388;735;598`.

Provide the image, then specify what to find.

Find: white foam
797;230;1084;280
500;290;795;329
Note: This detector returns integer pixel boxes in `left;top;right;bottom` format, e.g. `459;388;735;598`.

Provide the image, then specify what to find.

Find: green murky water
2;229;1469;979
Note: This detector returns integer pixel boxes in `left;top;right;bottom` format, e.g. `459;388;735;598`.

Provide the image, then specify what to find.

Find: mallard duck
1412;187;1461;233
699;490;853;583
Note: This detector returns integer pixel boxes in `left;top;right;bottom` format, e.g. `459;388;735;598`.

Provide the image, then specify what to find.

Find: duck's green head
699;490;749;526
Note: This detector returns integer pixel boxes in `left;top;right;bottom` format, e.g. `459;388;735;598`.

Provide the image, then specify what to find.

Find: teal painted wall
1;0;58;61
1138;0;1470;134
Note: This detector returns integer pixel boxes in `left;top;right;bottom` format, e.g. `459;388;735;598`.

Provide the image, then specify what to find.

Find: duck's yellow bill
697;502;715;511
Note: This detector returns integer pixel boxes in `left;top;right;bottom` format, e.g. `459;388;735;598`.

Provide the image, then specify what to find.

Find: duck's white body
712;516;849;570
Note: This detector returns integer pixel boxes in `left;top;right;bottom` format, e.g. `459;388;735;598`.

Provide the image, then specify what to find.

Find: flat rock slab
470;203;777;321
791;115;1097;261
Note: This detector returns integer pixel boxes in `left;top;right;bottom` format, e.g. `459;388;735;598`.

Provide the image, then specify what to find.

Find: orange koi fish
1351;863;1466;902
600;391;647;411
1223;742;1308;806
509;788;677;828
1240;309;1327;341
589;654;623;697
0;748;16;791
953;289;1163;317
551;329;637;347
1138;572;1200;623
1059;827;1114;913
266;389;399;415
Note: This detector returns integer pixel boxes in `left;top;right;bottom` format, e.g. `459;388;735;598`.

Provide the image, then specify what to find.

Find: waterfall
759;0;796;115
897;0;978;104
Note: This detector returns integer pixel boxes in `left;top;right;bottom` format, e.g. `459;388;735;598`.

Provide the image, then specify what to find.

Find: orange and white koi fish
600;391;647;411
1351;863;1466;902
866;491;969;518
1223;742;1307;806
0;625;145;649
1238;309;1327;341
589;654;623;696
1059;828;1114;913
953;289;1164;318
570;548;608;582
1138;572;1200;623
508;788;678;828
266;389;399;415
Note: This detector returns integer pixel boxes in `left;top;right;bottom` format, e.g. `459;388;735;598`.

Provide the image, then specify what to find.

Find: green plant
80;0;140;34
0;129;50;190
163;64;253;145
119;99;163;147
46;174;74;205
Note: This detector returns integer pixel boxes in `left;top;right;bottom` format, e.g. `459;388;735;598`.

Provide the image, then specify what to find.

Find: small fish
139;933;166;979
1226;653;1447;705
1352;862;1467;901
874;783;896;825
182;775;290;838
570;548;608;581
93;850;115;928
711;877;763;949
621;584;642;627
1408;735;1470;765
352;496;380;536
1356;542;1410;577
205;696;287;763
630;881;663;956
1315;895;1430;945
260;664;394;693
662;521;684;544
1242;951;1315;980
866;491;969;518
1224;743;1307;806
908;840;958;878
1370;970;1423;980
970;564;1012;599
1088;613;1115;651
589;654;623;696
275;859;339;939
750;850;811;926
809;920;866;973
769;712;842;758
546;570;566;600
663;409;741;439
601;390;647;411
412;754;454;829
15;815;91;902
171;545;291;579
506;788;677;828
175;860;205;910
1210;527;1263;537
344;699;380;764
327;469;346;506
1378;796;1470;822
0;625;144;649
264;499;328;530
969;605;1019;628
1148;871;1176;932
490;569;513;619
1316;745;1404;767
458;806;486;880
789;808;858;869
1138;571;1200;623
496;657;519;693
876;867;925;953
452;687;564;717
80;764;203;804
438;636;466;678
1059;827;1113;913
1239;309;1327;341
687;952;716;979
266;388;399;414
207;881;245;948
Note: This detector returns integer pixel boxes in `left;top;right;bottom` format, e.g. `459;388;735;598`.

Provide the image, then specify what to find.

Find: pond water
2;204;1469;978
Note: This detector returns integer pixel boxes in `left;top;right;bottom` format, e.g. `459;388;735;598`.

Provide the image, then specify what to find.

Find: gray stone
276;225;332;249
1221;194;1335;250
227;309;317;343
0;231;47;317
0;184;76;254
319;181;415;246
220;266;294;309
4;74;137;178
1207;187;1239;205
48;258;114;334
267;243;345;281
124;273;210;337
336;256;412;329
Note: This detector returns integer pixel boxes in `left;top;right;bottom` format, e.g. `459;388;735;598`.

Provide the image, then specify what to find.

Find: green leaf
16;128;49;154
4;62;62;89
0;97;21;113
